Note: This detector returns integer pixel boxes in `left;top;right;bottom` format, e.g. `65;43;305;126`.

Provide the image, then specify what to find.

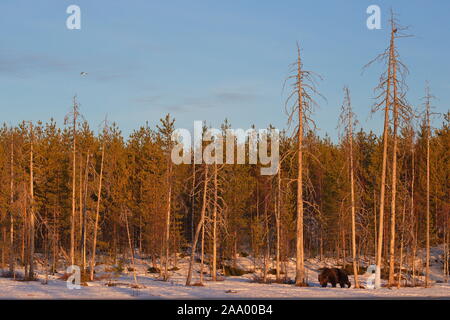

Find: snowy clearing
0;273;449;300
1;247;448;299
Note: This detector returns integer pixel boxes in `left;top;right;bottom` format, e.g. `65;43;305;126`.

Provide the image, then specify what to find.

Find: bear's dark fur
318;267;351;288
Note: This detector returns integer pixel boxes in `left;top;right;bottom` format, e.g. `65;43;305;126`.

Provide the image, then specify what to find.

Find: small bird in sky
80;72;88;76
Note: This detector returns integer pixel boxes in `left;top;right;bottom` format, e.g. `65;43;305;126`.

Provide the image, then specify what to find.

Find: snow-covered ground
0;247;448;299
0;273;449;300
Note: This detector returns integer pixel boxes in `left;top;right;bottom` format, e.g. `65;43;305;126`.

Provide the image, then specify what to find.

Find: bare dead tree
365;21;393;289
81;151;90;273
386;24;412;287
27;122;35;280
284;42;324;286
9;131;15;273
163;149;173;281
211;162;218;281
364;11;411;287
186;164;209;286
123;208;139;287
275;162;282;281
90;119;107;281
339;86;360;288
422;83;437;287
65;96;80;266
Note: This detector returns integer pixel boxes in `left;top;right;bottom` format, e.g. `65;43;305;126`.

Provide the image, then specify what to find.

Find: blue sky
0;0;449;139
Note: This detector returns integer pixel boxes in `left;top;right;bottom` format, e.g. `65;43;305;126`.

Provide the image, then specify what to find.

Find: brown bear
318;267;351;288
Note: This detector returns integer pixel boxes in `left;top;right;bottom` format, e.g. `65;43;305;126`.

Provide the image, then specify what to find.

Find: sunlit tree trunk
263;199;269;283
444;210;449;282
81;152;89;272
78;154;83;261
275;165;282;281
200;220;205;284
211;162;218;281
186;164;208;286
295;45;306;286
90;132;105;281
70;98;77;266
410;135;416;286
163;158;172;280
388;56;400;287
425;86;431;288
124;209;138;286
28;123;35;279
9;136;15;273
397;203;406;288
347;88;360;288
374;25;395;289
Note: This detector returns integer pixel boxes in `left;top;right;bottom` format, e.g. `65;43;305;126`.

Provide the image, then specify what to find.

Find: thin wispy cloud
0;53;75;77
214;91;260;103
133;95;162;105
0;52;138;85
133;86;264;114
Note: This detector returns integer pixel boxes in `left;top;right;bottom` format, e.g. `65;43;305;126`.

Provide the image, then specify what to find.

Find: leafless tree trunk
365;17;397;288
388;30;402;285
341;87;360;288
191;163;196;243
424;85;432;287
28;123;35;279
275;164;282;281
9;136;14;273
294;44;306;286
263;198;269;283
200;219;205;284
186;164;208;286
21;199;25;268
124;209;138;286
373;190;377;265
81;152;89;272
410;133;417;286
52;207;58;274
285;43;322;286
78;154;83;260
163;157;172;280
397;202;406;288
366;12;410;288
375;36;393;289
211;162;218;281
70;97;78;266
412;216;419;287
444;209;449;282
90;125;106;281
